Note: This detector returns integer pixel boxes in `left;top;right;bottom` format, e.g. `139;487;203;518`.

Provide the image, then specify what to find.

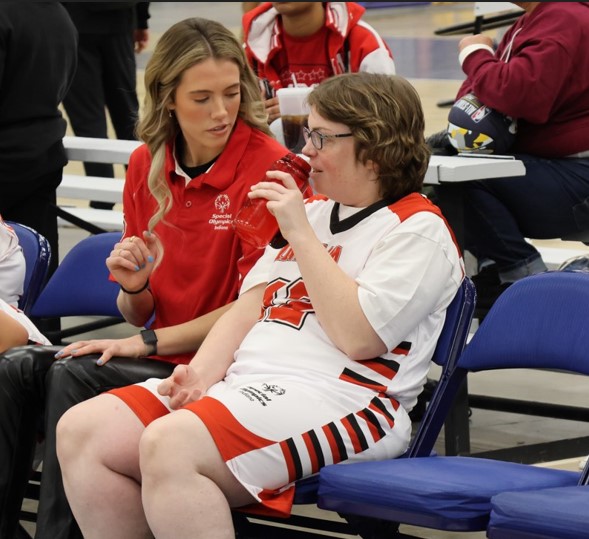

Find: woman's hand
157;364;207;409
248;170;313;244
54;334;146;366
458;34;494;53
107;231;159;293
264;96;280;124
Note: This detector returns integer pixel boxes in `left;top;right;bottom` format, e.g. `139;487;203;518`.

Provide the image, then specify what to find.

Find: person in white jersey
55;73;464;538
0;215;49;352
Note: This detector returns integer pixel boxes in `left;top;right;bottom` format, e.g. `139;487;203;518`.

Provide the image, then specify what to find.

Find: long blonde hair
137;17;270;231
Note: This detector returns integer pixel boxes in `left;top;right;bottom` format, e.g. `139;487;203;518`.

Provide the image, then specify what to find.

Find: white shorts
110;373;411;516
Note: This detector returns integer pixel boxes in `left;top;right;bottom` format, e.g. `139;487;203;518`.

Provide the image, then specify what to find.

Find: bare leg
140;410;256;539
56;394;152;539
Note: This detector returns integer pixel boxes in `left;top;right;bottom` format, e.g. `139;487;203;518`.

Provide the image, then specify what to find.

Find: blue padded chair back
7;221;51;315
31;232;122;318
458;271;589;374
405;276;476;457
413;271;589;460
430;276;476;368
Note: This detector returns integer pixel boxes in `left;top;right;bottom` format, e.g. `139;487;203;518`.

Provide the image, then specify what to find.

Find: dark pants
0;346;175;539
0;169;62;278
62;32;138;209
439;155;589;280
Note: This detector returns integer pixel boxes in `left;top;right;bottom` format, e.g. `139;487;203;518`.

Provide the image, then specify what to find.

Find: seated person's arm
56;301;235;365
158;282;265;409
0;310;29;353
115;287;155;327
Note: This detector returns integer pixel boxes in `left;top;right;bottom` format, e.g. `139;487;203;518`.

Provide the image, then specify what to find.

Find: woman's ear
366;158;380;179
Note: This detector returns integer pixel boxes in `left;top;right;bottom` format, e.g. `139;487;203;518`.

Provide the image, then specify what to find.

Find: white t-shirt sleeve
0;299;51;345
357;213;463;350
239;245;279;295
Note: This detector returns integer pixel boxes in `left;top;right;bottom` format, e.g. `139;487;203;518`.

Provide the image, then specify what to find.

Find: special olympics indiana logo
262;383;286;396
214;194;230;213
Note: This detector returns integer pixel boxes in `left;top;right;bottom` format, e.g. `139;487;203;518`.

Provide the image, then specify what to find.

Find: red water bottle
233;153;311;249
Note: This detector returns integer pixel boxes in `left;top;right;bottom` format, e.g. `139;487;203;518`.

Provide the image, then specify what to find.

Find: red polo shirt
123;119;288;363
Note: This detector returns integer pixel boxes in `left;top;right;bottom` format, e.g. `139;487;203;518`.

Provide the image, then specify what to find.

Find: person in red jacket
439;2;589;311
243;2;395;122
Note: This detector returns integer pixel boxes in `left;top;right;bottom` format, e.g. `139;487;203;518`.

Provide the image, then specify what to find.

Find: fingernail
70;349;77;355
134;265;140;271
141;263;146;269
147;255;154;263
54;351;63;358
96;359;103;366
145;231;152;236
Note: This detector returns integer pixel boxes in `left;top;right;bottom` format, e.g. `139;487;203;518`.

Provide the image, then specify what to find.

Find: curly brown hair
307;73;430;200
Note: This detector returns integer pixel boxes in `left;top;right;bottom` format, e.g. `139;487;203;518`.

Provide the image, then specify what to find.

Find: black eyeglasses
303;127;353;150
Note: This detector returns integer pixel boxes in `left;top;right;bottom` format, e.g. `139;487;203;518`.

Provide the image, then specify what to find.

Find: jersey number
261;278;314;330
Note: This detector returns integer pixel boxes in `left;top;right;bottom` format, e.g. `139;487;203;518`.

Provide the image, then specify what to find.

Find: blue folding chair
318;271;589;538
487;457;589;539
30;232;124;343
6;221;51;316
233;277;476;537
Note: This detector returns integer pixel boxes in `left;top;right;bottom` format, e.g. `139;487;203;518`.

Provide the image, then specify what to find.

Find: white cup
277;87;312;153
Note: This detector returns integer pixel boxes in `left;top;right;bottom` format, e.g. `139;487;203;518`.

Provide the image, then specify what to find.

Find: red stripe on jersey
279;440;298;483
357;410;384;443
183;396;274;462
341;416;364;454
359;358;399;379
389;193;462;262
237;486;296;518
339;371;388;393
386;395;400;411
391;341;411;356
322;424;343;462
302;431;320;474
108;385;170;427
369;401;395;427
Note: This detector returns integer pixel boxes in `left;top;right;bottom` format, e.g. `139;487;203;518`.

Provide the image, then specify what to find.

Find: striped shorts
110;373;411;516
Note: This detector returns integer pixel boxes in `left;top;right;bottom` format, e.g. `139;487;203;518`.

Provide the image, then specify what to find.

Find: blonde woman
0;17;289;539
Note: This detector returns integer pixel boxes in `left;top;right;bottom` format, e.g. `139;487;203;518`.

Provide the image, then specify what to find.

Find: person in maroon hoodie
242;2;395;123
448;2;589;309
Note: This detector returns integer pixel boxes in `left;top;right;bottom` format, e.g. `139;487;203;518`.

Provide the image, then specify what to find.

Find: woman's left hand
157;364;207;409
248;170;312;244
54;335;147;366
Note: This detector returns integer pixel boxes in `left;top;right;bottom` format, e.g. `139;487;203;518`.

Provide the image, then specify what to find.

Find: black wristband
120;280;150;295
140;329;158;356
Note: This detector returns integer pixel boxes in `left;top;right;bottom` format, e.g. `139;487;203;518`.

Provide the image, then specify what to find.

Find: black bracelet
120;280;150;295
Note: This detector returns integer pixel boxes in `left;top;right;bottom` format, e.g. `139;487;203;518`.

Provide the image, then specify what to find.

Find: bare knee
139;415;184;480
56;400;97;469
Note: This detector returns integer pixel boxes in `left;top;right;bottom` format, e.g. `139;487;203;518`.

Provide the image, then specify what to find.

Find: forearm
150;302;234;356
116;288;155;327
0;312;29;353
288;229;385;360
188;285;264;388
